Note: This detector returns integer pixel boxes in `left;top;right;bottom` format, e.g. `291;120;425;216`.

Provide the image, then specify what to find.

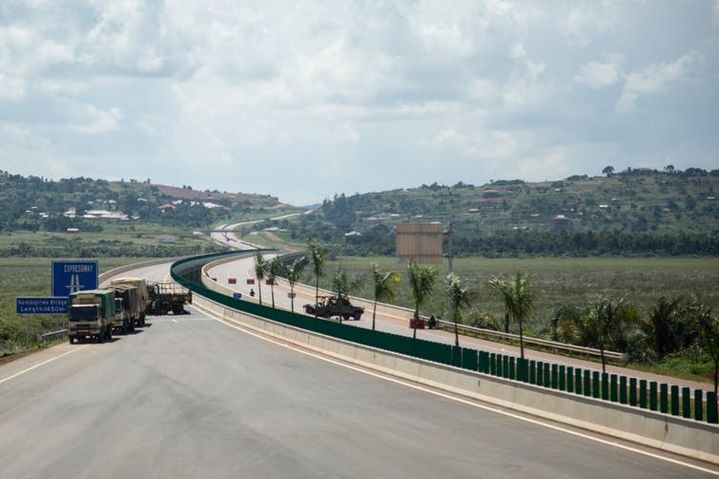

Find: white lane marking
0;346;87;386
192;303;719;476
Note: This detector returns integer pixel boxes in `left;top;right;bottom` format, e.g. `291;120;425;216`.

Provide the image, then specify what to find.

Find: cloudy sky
1;1;717;205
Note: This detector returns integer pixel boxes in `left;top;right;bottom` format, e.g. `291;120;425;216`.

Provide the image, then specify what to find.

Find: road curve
1;260;716;478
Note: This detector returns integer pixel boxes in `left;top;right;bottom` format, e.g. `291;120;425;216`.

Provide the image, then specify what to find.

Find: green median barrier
551;364;558;389
592;371;600;399
566;367;574;393
671;385;679;416
490;353;497;376
536;361;544;385
573;368;581;395
529;360;537;385
639;379;648;409
619;376;627;404
558;365;566;391
520;358;529;382
660;384;669;414
649;382;658;411
601;372;609;400
497;354;504;378
478;351;488;373
610;374;618;402
450;346;462;367
629;377;637;406
695;389;704;421
462;348;479;371
502;355;510;379
508;357;516;380
708;392;718;424
543;363;551;388
583;370;591;397
682;387;691;419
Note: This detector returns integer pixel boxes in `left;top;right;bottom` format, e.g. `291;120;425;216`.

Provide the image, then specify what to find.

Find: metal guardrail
436;319;627;361
36;329;67;343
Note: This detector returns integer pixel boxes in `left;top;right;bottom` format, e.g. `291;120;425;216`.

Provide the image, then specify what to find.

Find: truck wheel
172;305;183;315
69;336;75;345
353;312;361;321
342;314;350;321
141;316;146;327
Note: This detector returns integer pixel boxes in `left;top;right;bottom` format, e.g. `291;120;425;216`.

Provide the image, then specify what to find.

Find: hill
279;168;719;256
0;171;281;257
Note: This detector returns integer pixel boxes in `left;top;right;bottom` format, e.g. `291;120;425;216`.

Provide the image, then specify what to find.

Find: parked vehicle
68;289;115;343
109;277;149;326
146;282;192;315
112;284;141;332
303;296;364;321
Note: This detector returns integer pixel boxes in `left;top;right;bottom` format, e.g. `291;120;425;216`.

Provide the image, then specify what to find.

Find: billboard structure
395;223;444;264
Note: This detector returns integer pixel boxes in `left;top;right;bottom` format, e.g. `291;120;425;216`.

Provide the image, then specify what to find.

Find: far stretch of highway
0;258;716;478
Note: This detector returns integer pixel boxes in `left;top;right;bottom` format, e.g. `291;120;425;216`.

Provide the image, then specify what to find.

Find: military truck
111;284;141;333
146;282;192;315
303;296;364;321
109;277;149;326
68;289;115;343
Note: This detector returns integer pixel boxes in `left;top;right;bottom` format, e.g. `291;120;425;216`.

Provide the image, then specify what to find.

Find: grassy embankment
315;256;719;383
0;257;153;359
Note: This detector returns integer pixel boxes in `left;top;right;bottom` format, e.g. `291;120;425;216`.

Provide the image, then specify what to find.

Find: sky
0;1;718;205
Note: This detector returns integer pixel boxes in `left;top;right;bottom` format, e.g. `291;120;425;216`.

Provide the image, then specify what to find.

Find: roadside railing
436;320;627;361
36;329;67;343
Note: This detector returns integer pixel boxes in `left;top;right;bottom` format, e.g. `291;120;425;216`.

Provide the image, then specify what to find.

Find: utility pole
445;222;455;342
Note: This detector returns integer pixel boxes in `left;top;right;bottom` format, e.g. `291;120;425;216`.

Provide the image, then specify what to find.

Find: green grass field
0;257;153;357
318;256;719;327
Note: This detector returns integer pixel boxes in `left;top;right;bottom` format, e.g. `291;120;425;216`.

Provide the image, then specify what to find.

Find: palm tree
407;261;437;339
370;263;401;331
602;165;615;177
586;296;625;373
268;257;284;308
447;273;477;347
489;273;535;359
331;268;363;324
694;305;719;395
285;256;307;313
254;251;268;306
308;240;328;317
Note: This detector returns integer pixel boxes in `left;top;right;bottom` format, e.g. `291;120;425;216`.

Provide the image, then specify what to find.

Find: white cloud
617;52;701;111
560;1;619;45
575;56;623;88
0;74;25;100
70;105;122;135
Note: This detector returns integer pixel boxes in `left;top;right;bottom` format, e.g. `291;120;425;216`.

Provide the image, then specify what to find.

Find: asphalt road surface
1;280;717;477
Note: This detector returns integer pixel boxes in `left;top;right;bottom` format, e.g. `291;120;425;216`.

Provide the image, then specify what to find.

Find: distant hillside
0;171;280;234
283;168;719;256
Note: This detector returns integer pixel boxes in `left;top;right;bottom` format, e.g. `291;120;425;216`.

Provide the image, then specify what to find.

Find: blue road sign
51;260;98;297
16;297;69;315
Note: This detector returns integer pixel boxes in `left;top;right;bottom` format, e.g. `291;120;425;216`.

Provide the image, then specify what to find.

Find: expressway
1;260;717;477
205;252;711;392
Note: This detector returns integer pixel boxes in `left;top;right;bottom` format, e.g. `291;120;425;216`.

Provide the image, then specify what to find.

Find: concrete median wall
193;292;719;465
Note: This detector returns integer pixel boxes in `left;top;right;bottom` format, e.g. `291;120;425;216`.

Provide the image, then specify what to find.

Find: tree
602;165;615;177
664;164;675;174
643;297;684;360
268;257;284;308
447;273;477;347
285;256;307;313
488;273;535;359
331;268;364;324
370;263;401;331
253;251;268;306
407;261;437;339
308;240;328;317
585;297;628;373
694;304;719;395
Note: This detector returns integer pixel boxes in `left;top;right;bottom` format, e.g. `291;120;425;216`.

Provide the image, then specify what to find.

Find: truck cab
67;289;114;344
